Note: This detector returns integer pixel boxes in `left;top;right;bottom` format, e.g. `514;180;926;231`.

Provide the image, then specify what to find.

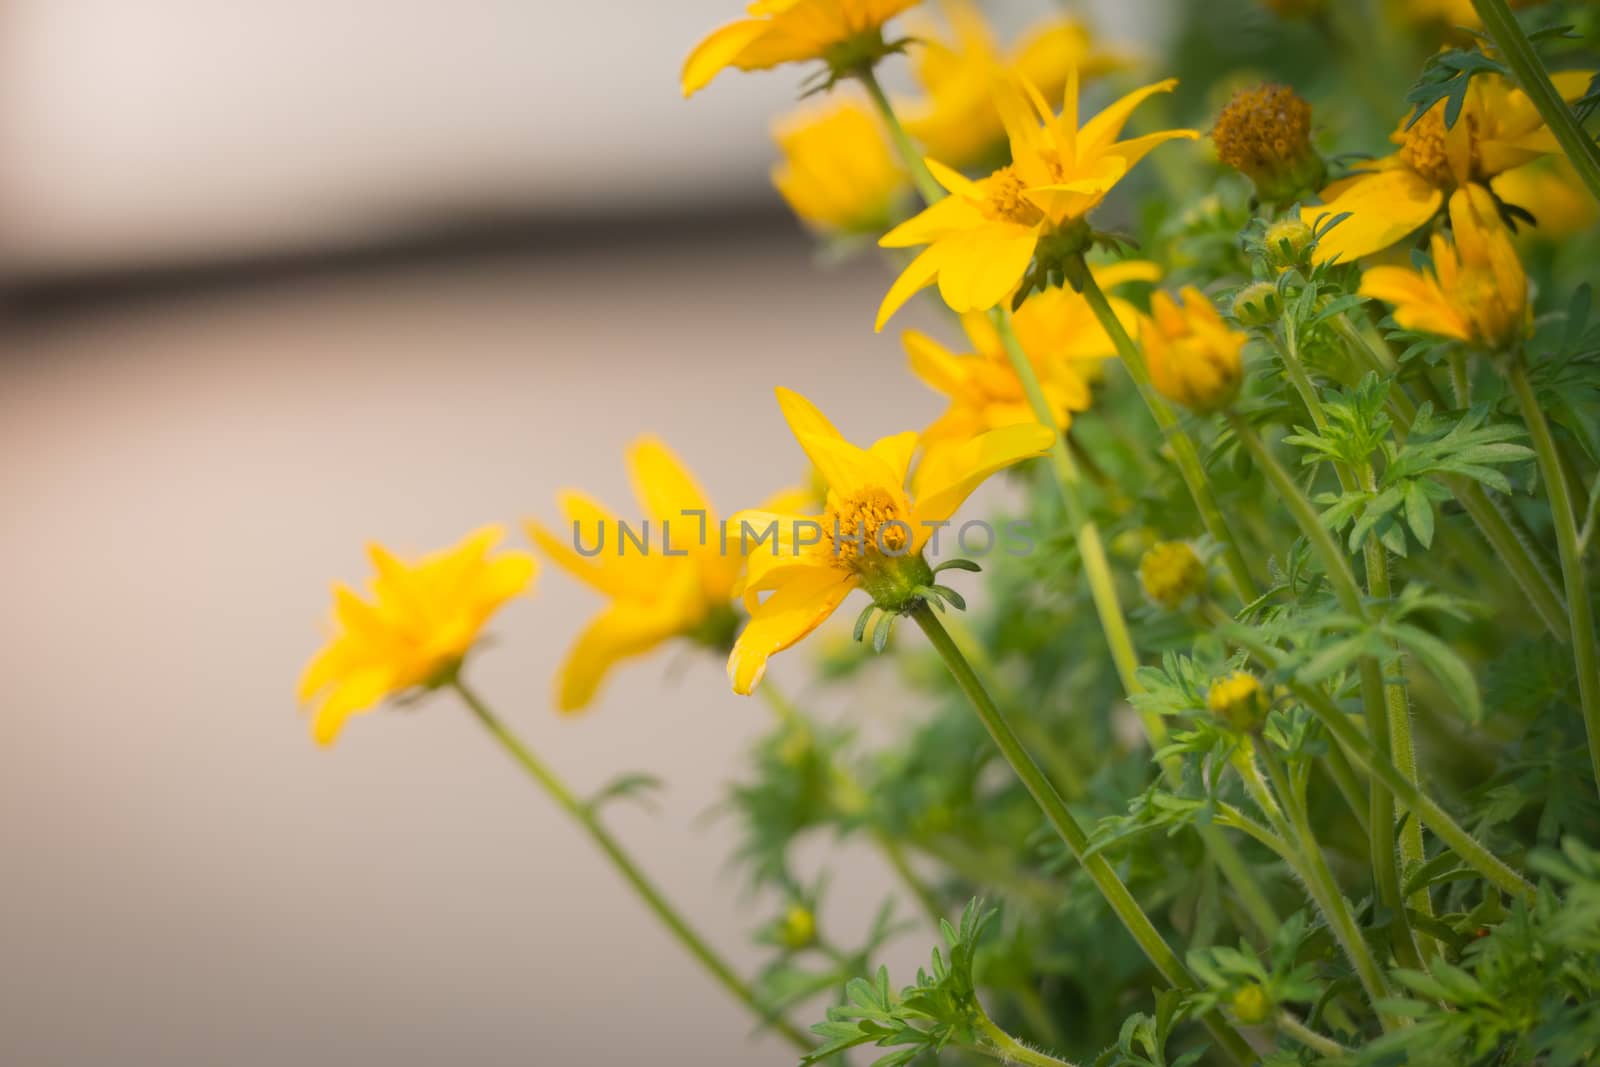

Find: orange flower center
1401;107;1476;187
980;167;1044;226
1212;84;1313;176
823;487;911;568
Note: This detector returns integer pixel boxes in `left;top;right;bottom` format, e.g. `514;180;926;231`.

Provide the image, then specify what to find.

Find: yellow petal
877;243;946;331
1359;267;1471;342
934;227;1038;315
868;430;920;487
310;666;396;747
1304;168;1444;264
879;195;984;249
1078;78;1179;153
681;19;771;96
728;567;857;694
796;430;905;502
912;423;1055;528
555;602;684;713
904;330;972;398
627;436;712;526
775;386;845;444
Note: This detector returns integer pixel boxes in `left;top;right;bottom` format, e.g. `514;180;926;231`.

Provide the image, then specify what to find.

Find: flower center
822;487;911;569
1210;83;1324;201
980;167;1044;225
1400;106;1475;187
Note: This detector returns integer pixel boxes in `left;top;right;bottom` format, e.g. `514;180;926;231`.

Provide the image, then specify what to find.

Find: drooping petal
728;567;858;694
904;330;973;398
877;243;947;331
1359;267;1471;342
934;226;1038;315
555;602;686;713
1304;168;1444;264
681;19;772;96
311;666;397;747
911;423;1055;529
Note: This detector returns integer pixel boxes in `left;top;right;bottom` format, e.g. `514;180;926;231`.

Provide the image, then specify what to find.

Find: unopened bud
1231;282;1282;327
1139;542;1207;609
1208;672;1271;732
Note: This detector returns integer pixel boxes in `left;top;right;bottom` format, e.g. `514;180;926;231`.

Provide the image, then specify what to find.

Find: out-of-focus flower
1358;185;1529;350
1302;70;1590;263
1492;156;1599;239
772;99;907;236
727;388;1052;693
1230;983;1274;1024
1141;287;1248;413
1211;83;1326;205
1391;0;1547;30
1207;671;1271;731
901;0;1128;170
877;72;1196;328
903;260;1158;454
1230;281;1281;327
298;527;536;746
682;0;924;97
526;438;745;712
1139;541;1206;609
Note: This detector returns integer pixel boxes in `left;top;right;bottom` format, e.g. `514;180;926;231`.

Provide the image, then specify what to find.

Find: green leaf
1385;622;1482;722
1404;480;1435;549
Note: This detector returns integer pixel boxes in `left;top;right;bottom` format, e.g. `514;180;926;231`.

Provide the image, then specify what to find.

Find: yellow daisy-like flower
1141;287;1248;414
682;0;924;97
772;99;908;236
876;71;1196;329
1358;184;1529;350
297;527;536;746
526;438;746;713
903;260;1159;452
1302;70;1591;264
727;388;1053;693
901;0;1128;170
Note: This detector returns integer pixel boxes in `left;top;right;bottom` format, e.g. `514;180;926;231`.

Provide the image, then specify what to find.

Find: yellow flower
1302;70;1591;264
727;388;1053;693
876;71;1196;329
1230;983;1274;1025
773;99;907;235
526;438;746;713
682;0;924;97
1141;286;1248;413
297;527;536;746
1210;83;1325;204
1358;184;1529;350
1139;541;1206;609
903;260;1158;452
1492;156;1599;239
1207;671;1271;732
1391;0;1547;30
901;0;1128;170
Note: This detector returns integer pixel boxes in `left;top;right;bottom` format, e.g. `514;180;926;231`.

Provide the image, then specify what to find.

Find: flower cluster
296;3;1600;1065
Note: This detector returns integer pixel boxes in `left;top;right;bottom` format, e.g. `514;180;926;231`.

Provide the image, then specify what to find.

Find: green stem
973;1012;1078;1067
1257;744;1395;1028
990;307;1280;942
760;683;948;928
1075;264;1260;604
452;679;814;1053
1507;360;1600;789
1278;1012;1352;1059
855;65;943;205
910;603;1258;1066
1471;0;1600;206
1211;628;1536;900
1225;412;1421;967
1338;313;1570;637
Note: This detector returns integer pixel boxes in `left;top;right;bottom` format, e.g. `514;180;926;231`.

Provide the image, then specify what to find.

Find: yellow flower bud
1231;282;1281;328
1141;287;1248;414
1263;218;1315;270
1211;83;1326;204
1208;672;1272;732
1230;982;1274;1024
779;905;817;951
771;101;907;237
1139;541;1207;609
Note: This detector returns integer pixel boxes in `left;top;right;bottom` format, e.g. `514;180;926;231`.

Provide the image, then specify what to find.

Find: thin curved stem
1076;265;1260;604
855;65;943;204
1471;0;1600;206
1508;360;1600;789
910;603;1257;1066
760;683;947;928
973;1011;1078;1067
452;679;814;1053
1278;1011;1352;1059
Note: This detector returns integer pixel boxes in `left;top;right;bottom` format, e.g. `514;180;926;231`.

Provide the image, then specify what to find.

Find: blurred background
0;1;1209;1064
